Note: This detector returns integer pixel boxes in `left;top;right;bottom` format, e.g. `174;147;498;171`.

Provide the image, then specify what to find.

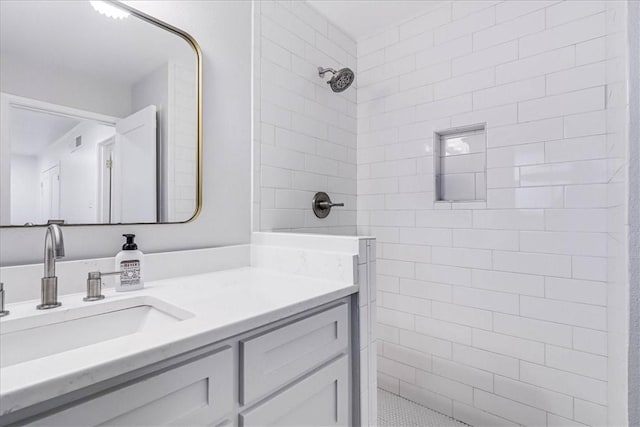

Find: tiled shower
252;1;635;426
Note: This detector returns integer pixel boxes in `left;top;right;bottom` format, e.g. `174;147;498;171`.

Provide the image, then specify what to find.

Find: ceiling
0;0;194;87
307;0;442;40
10;108;82;156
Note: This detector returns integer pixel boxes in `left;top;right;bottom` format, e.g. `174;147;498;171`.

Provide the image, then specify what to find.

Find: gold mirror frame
0;0;202;228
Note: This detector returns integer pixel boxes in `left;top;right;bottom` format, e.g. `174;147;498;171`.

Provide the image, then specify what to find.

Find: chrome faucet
38;224;65;310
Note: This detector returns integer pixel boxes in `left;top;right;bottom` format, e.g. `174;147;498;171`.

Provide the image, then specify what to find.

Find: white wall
356;1;624;425
253;0;358;235
38;122;115;224
0;0;252;266
0;52;132;118
9;155;39;225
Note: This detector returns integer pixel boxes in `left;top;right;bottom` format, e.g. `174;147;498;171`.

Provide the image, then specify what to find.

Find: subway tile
415;263;472;286
547;414;589;427
416;369;473;405
472;329;545;363
546;0;606;28
433;68;495;100
520;361;607;404
386;31;434;62
399;62;452;91
493;250;572;277
378;372;400;394
473;389;547;426
452;41;519;76
378;323;400;344
453;229;519;250
415;36;473;69
486;143;545;168
433;302;493;330
400;329;453;359
416;95;473;121
564;111;607;138
378;306;414;330
493;313;572;346
488;117;563;148
576;37;606;66
400;5;451;39
545;277;607;305
520;231;607;257
383;342;431;371
399;382;454;416
495;45;575;84
432;247;493;269
399;227;453;247
574;399;608;426
519;12;607;58
452;344;519;379
381;291;432;317
381;243;431;263
451;104;518;128
495;0;558;23
573;327;607;356
520;296;606;330
378;355;416;384
400;278;453;303
545;135;607;163
473;10;545;51
359;28;399;56
434;6;495;45
493;375;574;419
471;269;545;296
474;76;545;110
572;256;607;281
487;187;564;209
415;315;472;345
377;258;415;278
546;62;606;95
473;209;544;230
432;357;494;391
519;87;605;122
565;184;608;208
452;1;499;20
453;401;514;427
453;287;519;314
546;345;607;380
486;167;519;189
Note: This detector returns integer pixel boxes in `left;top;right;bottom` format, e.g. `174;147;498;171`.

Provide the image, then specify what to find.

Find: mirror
0;0;201;226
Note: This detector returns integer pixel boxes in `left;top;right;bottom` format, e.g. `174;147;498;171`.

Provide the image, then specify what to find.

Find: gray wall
0;0;252;265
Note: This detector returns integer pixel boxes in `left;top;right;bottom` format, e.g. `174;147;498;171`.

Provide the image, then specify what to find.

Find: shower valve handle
318;201;344;208
312;192;344;219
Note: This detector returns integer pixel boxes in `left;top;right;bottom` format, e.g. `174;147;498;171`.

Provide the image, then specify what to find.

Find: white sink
0;297;193;368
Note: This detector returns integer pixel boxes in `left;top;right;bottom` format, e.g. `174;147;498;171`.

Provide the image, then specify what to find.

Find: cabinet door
240;355;349;427
240;303;348;405
29;347;233;427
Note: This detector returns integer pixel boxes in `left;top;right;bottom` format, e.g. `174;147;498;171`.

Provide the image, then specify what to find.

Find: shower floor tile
377;388;469;427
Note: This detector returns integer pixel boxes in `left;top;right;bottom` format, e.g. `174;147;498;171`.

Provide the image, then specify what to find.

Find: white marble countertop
0;266;358;416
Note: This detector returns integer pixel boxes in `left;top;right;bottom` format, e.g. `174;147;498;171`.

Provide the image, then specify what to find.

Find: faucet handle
0;283;9;317
83;271;121;302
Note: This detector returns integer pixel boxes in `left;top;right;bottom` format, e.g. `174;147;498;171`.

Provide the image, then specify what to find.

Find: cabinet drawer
29;347;233;427
240;355;349;427
240;303;348;404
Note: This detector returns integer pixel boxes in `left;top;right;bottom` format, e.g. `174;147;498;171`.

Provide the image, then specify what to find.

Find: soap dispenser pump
114;234;144;292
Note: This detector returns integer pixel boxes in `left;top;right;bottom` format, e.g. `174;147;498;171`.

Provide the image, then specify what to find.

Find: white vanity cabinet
7;299;354;427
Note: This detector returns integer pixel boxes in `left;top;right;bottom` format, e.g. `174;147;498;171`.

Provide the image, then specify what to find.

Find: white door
112;105;157;223
40;164;60;223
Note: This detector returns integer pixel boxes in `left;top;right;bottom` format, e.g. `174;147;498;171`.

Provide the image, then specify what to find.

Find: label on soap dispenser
120;260;141;286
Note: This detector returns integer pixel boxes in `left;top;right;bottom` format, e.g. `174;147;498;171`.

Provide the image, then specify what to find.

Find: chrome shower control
312;192;344;218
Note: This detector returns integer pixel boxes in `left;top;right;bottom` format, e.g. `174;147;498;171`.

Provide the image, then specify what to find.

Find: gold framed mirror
0;0;202;227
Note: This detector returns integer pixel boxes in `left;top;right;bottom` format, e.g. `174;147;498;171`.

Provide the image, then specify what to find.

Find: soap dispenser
114;234;144;292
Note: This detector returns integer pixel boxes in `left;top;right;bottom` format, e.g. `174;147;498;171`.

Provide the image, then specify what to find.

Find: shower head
318;66;355;93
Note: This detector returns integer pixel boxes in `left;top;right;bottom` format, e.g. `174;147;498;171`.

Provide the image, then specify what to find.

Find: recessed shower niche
434;125;487;202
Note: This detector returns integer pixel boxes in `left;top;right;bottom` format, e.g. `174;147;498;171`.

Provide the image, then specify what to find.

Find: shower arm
318;67;337;77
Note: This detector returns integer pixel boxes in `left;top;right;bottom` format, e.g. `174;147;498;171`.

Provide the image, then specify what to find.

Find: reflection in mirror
0;0;200;226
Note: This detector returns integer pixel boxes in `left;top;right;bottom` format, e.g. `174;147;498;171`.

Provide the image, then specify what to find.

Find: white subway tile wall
254;0;357;235
356;1;619;426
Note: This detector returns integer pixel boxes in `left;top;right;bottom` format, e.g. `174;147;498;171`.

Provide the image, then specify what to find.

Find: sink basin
0;297;193;368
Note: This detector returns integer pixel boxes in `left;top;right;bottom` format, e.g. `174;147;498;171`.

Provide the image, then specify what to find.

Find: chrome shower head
318;66;355;93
